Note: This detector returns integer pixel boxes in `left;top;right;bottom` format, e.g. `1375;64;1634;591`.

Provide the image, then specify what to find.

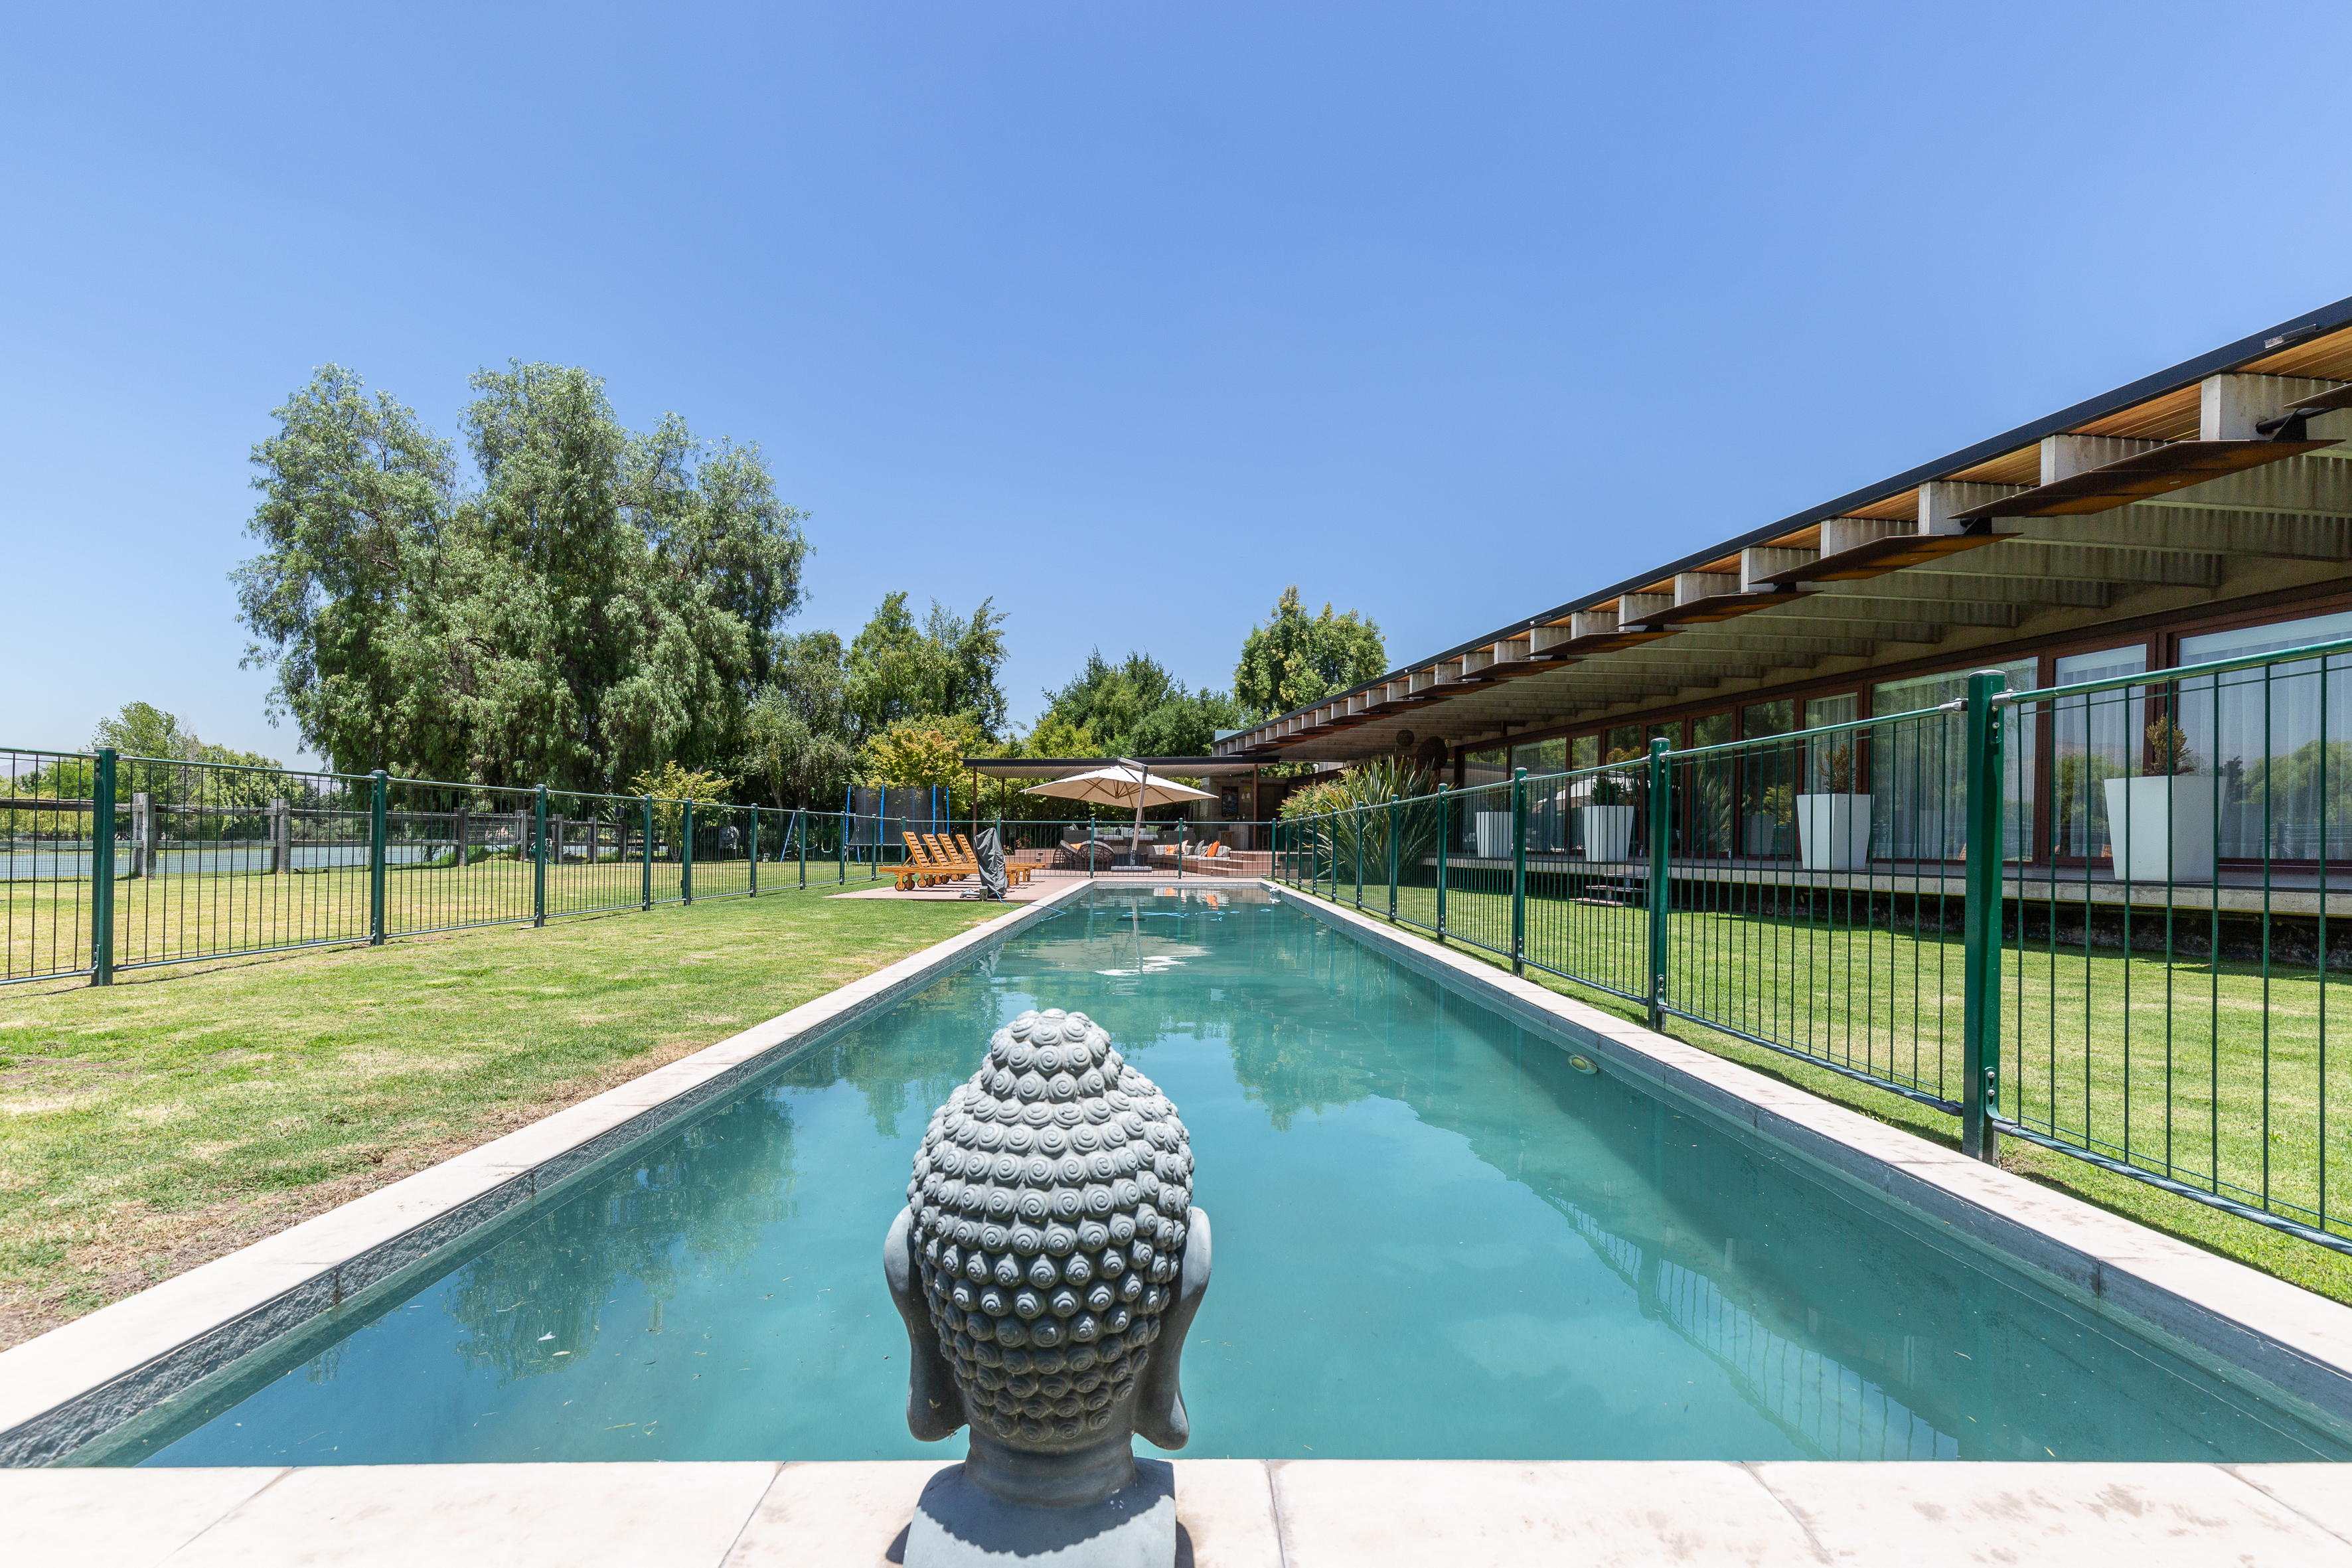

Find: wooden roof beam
2019;507;2352;561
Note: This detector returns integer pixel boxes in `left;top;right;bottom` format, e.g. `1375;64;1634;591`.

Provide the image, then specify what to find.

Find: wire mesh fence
1274;635;2352;1254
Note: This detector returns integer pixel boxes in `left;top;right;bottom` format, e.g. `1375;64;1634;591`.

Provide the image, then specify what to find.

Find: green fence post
1963;668;2007;1163
1436;784;1449;941
1646;739;1670;1029
749;808;759;898
1511;767;1528;975
682;801;695;904
1089;821;1098;876
532;784;547;927
369;769;388;944
642;796;655;909
90;748;117;985
798;809;807;889
839;809;847;885
1387;796;1400;920
1350;806;1362;909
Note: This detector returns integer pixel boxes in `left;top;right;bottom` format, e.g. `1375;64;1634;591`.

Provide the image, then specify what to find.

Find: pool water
119;886;2351;1465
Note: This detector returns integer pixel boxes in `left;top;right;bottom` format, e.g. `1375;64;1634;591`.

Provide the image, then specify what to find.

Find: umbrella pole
1132;762;1149;868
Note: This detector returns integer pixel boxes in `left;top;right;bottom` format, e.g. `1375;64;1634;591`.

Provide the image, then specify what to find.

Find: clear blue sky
5;3;2347;763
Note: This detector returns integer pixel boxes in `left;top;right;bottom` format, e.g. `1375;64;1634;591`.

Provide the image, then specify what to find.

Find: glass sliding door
1869;661;2038;861
2179;611;2352;863
1740;700;1796;857
2049;645;2148;862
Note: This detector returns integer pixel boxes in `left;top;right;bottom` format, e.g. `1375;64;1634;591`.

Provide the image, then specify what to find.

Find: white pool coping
1267;881;2352;1424
12;1456;2352;1565
0;877;1098;1468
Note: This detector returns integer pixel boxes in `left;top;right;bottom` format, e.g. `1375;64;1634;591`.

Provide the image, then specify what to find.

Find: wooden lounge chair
921;834;982;882
953;834;1031;885
898;832;977;889
894;832;933;889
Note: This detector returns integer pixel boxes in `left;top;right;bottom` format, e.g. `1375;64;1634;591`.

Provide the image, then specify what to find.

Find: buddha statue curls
884;1007;1211;1519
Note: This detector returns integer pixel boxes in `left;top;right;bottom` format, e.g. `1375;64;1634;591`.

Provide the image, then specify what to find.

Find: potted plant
2102;717;2216;883
1798;744;1871;870
1580;747;1642;863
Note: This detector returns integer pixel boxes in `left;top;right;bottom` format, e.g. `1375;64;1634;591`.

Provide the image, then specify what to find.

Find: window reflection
2179;611;2352;863
2049;647;2147;860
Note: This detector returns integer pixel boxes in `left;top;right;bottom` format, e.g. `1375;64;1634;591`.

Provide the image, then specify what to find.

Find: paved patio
15;1456;2352;1566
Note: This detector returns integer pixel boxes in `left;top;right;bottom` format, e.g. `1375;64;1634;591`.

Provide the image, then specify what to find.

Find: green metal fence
1276;634;2352;1255
0;752;938;986
1;747;1277;986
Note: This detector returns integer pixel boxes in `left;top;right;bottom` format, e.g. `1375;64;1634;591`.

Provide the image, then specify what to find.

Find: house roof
1212;295;2352;761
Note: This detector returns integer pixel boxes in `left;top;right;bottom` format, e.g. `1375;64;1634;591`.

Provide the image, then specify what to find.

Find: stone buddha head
883;1007;1212;1509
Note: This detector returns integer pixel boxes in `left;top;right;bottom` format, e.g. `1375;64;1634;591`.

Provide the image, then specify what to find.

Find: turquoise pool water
119;886;2351;1465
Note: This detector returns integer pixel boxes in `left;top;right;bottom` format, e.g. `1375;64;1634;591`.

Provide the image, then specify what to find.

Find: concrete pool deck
14;1456;2352;1565
13;876;2352;1564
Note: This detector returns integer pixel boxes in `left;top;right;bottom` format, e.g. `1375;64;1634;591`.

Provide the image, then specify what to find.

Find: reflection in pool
118;887;2352;1466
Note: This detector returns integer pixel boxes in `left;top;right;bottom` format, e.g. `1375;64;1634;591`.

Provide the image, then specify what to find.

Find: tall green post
1647;739;1670;1029
797;809;807;889
1387;797;1400;920
748;809;760;898
1354;805;1366;909
641;796;655;909
369;770;388;945
682;802;695;904
90;748;117;986
1511;767;1528;975
1962;668;2007;1163
1435;784;1449;941
532;785;547;927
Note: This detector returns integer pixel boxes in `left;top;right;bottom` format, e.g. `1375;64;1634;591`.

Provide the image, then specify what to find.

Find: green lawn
0;885;1004;1350
1293;876;2352;1306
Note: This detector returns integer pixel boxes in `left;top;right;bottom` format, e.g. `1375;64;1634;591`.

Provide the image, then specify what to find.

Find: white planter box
1473;811;1513;860
1743;812;1782;858
2102;775;2217;884
1798;793;1873;871
1581;804;1636;864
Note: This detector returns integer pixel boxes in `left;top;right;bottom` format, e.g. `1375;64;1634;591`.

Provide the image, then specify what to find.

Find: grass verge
0;885;1007;1351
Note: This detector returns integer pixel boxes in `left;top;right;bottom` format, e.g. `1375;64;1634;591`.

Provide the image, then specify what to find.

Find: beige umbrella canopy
1023;761;1214;865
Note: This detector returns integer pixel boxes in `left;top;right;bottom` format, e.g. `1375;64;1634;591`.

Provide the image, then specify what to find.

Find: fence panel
3;746;107;983
376;777;540;939
1520;755;1652;1005
117;755;376;972
1997;639;2352;1245
1433;777;1516;961
1654;702;1971;1110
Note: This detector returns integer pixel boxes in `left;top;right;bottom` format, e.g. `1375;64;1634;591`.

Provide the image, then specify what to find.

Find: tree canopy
90;702;279;769
1231;586;1387;722
235;363;808;791
1030;651;1241;758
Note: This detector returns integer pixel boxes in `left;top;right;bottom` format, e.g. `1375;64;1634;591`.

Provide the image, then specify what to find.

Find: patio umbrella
1022;761;1215;866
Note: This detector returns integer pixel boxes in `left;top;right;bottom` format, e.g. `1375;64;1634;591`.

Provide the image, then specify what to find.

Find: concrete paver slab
724;1460;941;1567
163;1460;778;1567
1269;1458;1826;1567
1752;1460;2352;1565
2223;1464;2352;1549
1170;1458;1283;1568
5;1466;288;1568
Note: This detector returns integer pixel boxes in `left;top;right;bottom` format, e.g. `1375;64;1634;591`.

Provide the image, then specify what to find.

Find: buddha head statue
883;1006;1212;1509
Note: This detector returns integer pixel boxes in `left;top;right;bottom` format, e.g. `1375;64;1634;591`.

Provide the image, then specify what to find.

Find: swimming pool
103;886;2352;1465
